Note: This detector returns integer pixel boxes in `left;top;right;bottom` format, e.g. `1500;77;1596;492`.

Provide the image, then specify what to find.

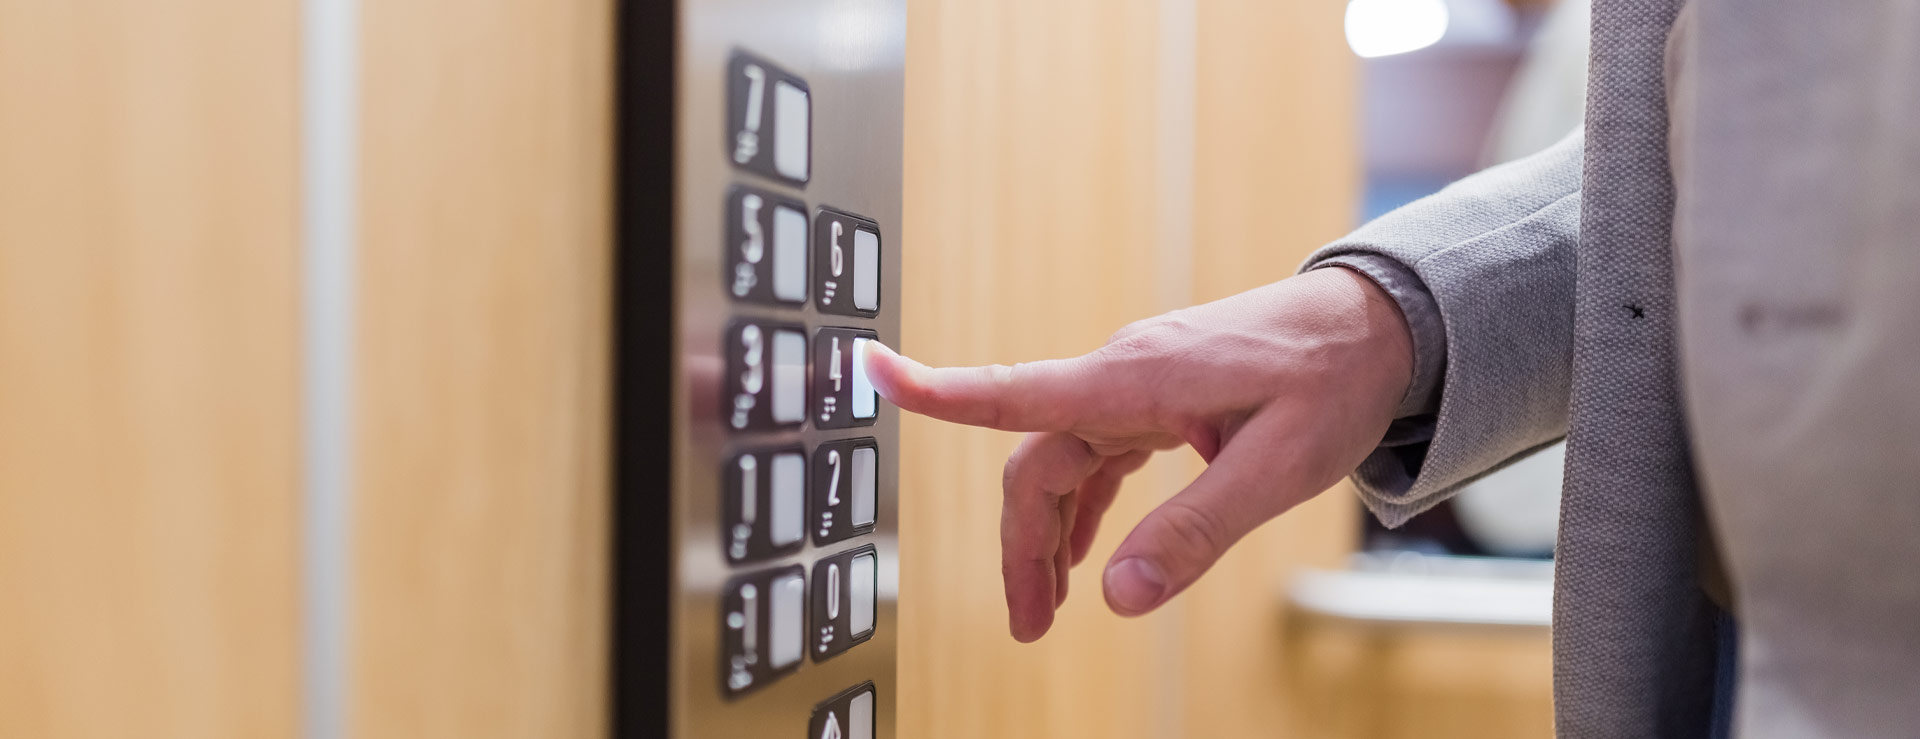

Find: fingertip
859;340;919;406
1005;560;1058;643
1102;557;1169;617
1009;604;1053;643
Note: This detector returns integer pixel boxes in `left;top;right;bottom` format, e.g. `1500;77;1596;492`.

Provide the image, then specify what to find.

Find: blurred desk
1281;554;1555;739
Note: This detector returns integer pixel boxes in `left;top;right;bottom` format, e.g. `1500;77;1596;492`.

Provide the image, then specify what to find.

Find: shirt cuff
1310;255;1446;419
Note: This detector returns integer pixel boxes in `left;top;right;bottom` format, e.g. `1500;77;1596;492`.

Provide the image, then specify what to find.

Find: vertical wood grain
0;1;301;736
1181;1;1364;736
901;2;1552;738
899;2;1170;737
350;0;612;735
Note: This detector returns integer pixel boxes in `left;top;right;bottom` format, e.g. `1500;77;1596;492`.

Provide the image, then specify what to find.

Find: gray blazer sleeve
1301;130;1583;527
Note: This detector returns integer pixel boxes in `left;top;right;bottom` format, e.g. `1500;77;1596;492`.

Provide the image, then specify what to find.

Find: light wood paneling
0;1;301;737
899;2;1171;738
350;0;612;736
900;0;1366;736
1283;618;1554;739
903;2;1551;738
1180;2;1363;737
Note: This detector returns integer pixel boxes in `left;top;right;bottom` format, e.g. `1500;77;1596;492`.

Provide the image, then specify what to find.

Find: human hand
862;266;1414;641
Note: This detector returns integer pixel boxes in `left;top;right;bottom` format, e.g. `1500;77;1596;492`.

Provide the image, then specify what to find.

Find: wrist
1314;265;1418;420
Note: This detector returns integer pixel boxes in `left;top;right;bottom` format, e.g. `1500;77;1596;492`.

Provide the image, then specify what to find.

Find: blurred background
0;0;1585;737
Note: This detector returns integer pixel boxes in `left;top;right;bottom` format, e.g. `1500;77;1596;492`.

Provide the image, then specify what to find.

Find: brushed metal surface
673;0;904;735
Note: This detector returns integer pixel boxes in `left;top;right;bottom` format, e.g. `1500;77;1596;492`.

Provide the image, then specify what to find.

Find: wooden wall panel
0;1;301;737
350;0;612;736
1181;2;1364;737
899;2;1172;738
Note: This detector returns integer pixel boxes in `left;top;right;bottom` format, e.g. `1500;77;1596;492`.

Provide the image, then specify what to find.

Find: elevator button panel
725;186;809;305
724;447;808;563
811;545;878;661
623;25;899;733
813;210;882;316
812;327;879;429
726;321;808;432
809;682;877;739
721;565;807;696
812;438;878;546
727;53;810;185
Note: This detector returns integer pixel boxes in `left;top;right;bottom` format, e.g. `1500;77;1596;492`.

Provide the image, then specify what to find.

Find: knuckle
1107;317;1160;346
985;363;1017;427
1104;323;1171;358
1152;501;1229;567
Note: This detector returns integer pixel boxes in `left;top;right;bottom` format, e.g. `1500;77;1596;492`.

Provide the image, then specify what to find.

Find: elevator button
812;439;878;545
850;446;876;528
850;552;876;637
769;571;805;670
849;690;874;739
769;452;805;548
773;80;810;181
852;228;879;311
772;329;806;424
721;564;805;696
811;546;878;661
725;447;806;563
726;53;809;185
813;210;881;316
813;327;880;429
772;204;808;302
810;683;877;739
724;187;807;305
851;337;876;419
726;322;806;432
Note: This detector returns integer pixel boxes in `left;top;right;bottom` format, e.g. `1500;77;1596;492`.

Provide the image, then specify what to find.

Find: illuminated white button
774;80;809;181
852;229;879;311
851;447;876;527
850;552;876;637
772;329;806;423
769;572;804;669
770;452;804;547
851;338;876;419
772;205;807;302
849;689;874;739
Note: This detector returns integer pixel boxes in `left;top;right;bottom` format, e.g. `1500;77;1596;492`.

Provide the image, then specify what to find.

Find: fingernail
1104;558;1167;614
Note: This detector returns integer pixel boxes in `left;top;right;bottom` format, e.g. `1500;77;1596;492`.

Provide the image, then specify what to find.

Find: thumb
1100;421;1310;616
861;340;1136;432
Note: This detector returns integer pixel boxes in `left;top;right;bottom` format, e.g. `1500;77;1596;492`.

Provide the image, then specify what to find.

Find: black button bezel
724;51;811;186
811;208;882;318
811;437;880;547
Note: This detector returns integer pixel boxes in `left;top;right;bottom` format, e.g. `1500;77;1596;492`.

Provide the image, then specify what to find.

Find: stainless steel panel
672;1;903;736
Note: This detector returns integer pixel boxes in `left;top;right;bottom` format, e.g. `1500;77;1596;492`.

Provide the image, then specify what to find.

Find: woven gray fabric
1556;1;1720;736
1303;1;1721;734
1300;0;1920;733
1672;2;1920;736
1307;133;1584;527
1303;0;1920;735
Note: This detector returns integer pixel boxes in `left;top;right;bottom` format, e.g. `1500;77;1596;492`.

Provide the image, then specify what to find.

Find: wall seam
1153;0;1197;737
300;0;358;735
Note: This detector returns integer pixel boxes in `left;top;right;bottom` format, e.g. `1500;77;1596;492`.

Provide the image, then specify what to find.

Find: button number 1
733;63;765;164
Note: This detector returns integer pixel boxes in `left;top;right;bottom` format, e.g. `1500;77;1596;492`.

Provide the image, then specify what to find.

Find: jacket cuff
1310;255;1446;419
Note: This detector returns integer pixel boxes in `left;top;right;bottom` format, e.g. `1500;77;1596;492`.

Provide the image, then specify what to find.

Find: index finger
860;341;1132;432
